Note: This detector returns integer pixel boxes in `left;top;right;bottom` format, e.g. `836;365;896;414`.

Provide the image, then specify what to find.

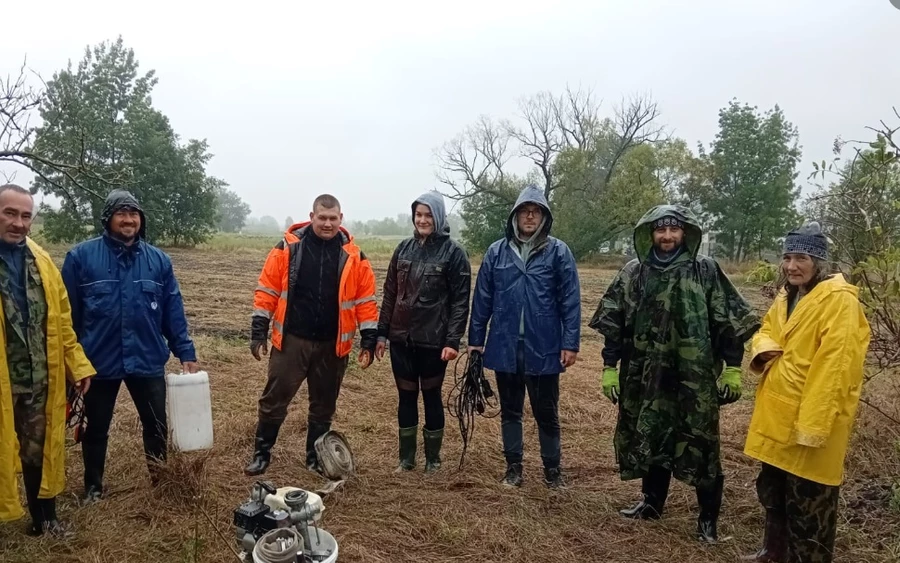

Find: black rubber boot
741;510;788;561
501;462;524;487
22;465;67;537
244;421;281;476
23;465;45;536
620;466;671;520
305;420;331;473
697;474;725;543
422;427;443;474
395;426;418;472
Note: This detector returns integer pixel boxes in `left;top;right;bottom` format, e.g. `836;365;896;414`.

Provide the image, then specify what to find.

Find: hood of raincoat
412;191;449;238
101;189;147;239
506;185;553;241
633;204;702;263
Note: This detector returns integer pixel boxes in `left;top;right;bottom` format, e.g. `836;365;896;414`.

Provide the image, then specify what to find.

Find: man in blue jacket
62;189;198;502
468;185;581;489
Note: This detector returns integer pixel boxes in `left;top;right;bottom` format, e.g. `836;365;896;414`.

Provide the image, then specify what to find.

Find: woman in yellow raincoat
742;222;870;563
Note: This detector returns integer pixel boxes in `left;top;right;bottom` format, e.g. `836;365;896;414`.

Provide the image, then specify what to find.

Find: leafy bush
746;261;778;284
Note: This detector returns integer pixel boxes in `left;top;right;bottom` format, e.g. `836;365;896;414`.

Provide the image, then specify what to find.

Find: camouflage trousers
756;463;840;563
13;386;48;470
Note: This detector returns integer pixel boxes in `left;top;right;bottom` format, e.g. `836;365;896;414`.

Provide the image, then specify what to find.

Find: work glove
718;366;743;404
602;367;620;404
250;340;268;361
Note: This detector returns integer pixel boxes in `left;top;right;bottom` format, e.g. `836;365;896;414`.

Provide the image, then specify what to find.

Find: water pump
233;481;339;563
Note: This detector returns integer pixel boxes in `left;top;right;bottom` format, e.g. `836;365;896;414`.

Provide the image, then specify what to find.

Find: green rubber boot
396;425;417;472
423;428;444;474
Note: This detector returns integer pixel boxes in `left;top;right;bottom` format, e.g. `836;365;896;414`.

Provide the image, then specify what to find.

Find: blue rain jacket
61;234;196;378
468;186;581;375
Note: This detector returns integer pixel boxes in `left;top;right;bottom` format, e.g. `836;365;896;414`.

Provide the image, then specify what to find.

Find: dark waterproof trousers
389;342;447;431
258;333;349;426
756;463;840;563
82;376;168;490
495;342;561;469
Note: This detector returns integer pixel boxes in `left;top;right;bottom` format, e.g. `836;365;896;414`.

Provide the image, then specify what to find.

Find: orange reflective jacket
253;223;378;357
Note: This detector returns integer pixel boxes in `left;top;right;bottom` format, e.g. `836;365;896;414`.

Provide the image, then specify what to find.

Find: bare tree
0;59;119;201
504;91;565;196
603;93;665;186
435;86;664;203
436;115;513;200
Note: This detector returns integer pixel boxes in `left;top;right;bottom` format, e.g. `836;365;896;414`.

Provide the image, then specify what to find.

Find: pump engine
233;481;338;563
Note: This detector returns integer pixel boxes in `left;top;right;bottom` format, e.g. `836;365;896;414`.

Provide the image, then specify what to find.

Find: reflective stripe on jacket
253;222;378;356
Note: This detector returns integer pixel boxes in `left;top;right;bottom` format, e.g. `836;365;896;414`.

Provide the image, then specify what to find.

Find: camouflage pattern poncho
589;205;760;489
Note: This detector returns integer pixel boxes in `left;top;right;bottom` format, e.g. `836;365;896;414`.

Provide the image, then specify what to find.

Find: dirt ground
1;247;898;563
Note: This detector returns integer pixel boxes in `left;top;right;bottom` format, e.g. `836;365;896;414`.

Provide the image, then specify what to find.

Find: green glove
718;366;743;404
602;367;620;404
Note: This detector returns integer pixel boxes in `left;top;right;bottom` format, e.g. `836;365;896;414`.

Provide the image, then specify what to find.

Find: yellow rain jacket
0;238;95;521
744;275;870;486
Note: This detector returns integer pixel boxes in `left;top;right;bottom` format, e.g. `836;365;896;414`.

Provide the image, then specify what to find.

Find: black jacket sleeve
445;243;472;351
251;315;270;342
377;245;401;341
718;335;745;367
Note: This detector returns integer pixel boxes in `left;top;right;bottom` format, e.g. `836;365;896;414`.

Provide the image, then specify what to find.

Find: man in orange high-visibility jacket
244;194;378;475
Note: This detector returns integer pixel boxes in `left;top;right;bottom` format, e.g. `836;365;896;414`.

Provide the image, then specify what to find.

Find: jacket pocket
755;390;800;444
81;281;116;318
397;260;411;299
419;263;448;303
140;280;164;324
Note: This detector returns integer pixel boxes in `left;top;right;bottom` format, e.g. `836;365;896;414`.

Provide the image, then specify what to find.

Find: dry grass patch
0;248;897;562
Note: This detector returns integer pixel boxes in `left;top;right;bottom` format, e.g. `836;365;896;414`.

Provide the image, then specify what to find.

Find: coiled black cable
445;350;499;470
66;384;87;443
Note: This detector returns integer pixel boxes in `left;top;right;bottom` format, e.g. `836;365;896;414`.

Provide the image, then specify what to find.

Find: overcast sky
1;0;898;224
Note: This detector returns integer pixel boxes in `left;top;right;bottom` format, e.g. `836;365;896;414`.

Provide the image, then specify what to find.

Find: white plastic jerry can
166;370;214;452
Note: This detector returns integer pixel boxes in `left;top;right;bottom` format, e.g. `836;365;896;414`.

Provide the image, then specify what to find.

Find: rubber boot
244;421;281;476
396;426;418;472
422;428;443;474
305;420;331;473
741;510;788;562
696;474;725;543
22;465;67;537
621;466;671;520
501;462;524;487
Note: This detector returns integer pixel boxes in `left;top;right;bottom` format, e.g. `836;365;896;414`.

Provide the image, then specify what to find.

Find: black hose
445;350;499;470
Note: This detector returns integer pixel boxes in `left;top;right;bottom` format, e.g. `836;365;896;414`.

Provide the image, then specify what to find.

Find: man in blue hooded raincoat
468;185;581;488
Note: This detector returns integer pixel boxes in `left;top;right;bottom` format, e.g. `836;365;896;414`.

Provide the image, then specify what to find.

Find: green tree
806;112;900;432
552;139;688;259
459;178;524;253
30;37;222;245
692;100;801;260
807;135;900;269
216;186;251;232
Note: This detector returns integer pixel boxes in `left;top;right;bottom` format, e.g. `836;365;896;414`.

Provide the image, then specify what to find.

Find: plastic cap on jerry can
166;370;214;452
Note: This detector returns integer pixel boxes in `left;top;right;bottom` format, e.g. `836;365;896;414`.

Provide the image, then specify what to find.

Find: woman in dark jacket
375;191;471;473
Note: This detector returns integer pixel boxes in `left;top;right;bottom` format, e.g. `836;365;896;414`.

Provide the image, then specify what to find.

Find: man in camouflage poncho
590;204;760;543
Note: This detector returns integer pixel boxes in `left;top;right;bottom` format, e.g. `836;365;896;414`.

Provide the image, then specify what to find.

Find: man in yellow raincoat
0;184;95;536
743;222;870;563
